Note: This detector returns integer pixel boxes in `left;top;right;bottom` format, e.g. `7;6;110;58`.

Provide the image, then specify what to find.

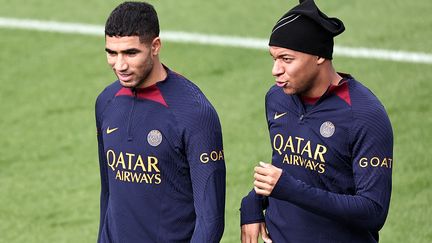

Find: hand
254;162;282;196
241;222;272;243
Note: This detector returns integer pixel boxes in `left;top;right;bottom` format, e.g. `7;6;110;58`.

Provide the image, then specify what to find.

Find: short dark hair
105;1;160;43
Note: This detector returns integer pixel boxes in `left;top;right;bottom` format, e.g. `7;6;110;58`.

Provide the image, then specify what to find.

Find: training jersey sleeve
95;93;110;241
240;92;272;226
184;102;226;243
270;103;393;231
240;190;268;225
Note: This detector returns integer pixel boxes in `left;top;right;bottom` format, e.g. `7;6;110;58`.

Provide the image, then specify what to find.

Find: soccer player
240;0;393;242
95;2;226;242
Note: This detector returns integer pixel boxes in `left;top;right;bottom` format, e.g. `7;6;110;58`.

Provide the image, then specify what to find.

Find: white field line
1;17;432;64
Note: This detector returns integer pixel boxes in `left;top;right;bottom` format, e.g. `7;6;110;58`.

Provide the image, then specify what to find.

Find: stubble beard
133;60;153;89
120;55;154;89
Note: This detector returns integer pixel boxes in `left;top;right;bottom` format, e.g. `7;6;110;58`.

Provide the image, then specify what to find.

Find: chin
282;87;296;95
119;80;138;88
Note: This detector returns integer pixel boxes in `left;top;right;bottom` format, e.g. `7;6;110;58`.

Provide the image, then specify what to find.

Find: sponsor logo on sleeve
200;150;224;163
358;157;393;169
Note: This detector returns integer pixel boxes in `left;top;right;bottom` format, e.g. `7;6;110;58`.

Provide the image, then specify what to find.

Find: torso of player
101;90;192;202
266;85;355;193
96;69;222;242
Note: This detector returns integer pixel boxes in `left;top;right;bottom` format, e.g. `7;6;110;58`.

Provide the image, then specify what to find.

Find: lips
117;72;133;82
276;81;287;87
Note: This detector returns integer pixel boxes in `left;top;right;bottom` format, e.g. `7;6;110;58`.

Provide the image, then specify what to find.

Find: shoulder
160;69;221;125
95;80;122;113
165;71;209;105
347;77;392;135
265;85;292;110
348;78;389;120
265;85;283;101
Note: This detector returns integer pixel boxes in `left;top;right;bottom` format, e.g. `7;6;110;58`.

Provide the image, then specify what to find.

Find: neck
138;59;167;88
303;60;341;98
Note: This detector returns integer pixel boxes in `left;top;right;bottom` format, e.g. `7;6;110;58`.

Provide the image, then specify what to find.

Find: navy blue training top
95;66;226;243
241;74;393;243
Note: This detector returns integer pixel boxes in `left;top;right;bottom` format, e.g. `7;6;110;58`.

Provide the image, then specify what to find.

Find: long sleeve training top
96;66;226;243
241;74;393;243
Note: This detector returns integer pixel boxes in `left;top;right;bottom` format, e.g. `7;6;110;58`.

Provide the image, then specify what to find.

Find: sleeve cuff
240;190;266;225
270;171;295;201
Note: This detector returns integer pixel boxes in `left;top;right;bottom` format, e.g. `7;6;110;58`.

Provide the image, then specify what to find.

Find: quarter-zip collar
293;73;353;121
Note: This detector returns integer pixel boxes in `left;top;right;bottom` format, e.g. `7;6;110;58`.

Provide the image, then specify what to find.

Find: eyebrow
269;52;295;59
105;48;142;54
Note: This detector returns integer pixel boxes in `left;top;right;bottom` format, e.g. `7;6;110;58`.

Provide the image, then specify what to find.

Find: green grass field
1;0;431;242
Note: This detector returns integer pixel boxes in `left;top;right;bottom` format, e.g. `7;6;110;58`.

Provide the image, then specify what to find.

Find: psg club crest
320;121;335;138
147;130;162;147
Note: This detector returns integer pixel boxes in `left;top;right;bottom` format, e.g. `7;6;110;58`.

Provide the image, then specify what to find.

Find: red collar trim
300;79;351;106
300;95;320;105
328;80;351;106
115;85;168;107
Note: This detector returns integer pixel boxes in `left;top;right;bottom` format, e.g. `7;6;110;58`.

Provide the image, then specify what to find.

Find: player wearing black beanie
240;1;393;242
269;0;344;59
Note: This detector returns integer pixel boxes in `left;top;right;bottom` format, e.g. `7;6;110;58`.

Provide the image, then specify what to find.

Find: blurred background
0;0;431;242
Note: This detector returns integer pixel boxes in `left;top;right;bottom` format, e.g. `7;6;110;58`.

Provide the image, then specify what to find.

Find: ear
151;37;162;56
317;56;326;65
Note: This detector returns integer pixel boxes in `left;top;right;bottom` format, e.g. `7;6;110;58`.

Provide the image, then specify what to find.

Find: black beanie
269;0;345;59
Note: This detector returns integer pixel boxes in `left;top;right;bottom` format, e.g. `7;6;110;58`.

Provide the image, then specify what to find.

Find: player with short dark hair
96;2;226;242
240;0;393;242
105;1;159;44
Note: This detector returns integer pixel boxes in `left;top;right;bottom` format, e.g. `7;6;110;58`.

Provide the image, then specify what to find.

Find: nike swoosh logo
106;127;119;134
274;112;287;120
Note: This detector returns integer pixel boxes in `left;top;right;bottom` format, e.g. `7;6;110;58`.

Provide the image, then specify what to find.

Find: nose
272;60;283;77
114;55;128;71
